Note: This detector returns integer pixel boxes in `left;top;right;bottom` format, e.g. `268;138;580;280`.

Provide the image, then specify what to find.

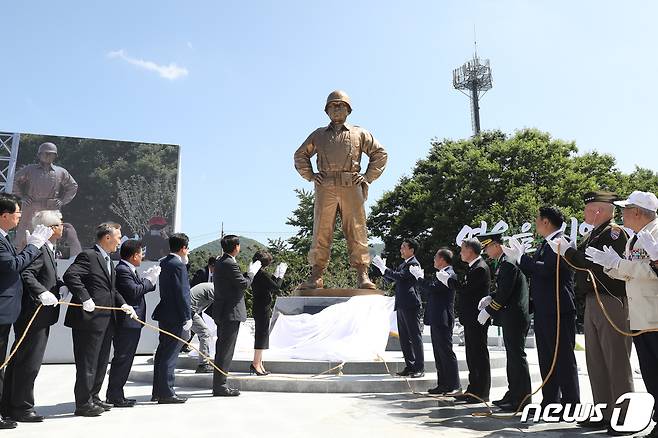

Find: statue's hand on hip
352;173;366;185
313;172;324;184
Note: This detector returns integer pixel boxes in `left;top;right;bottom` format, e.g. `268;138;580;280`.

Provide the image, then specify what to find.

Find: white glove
502;236;526;264
478;295;493;311
409;265;424;280
25;224;54;249
39;291;59;306
59;285;70;299
247;260;262;278
183;319;193;331
371;255;387;274
547;236;574;256
585;245;622;270
435;270;450;286
477;308;491;325
82;298;95;312
637;230;658;260
274;262;288;279
121;304;138;319
143;266;161;284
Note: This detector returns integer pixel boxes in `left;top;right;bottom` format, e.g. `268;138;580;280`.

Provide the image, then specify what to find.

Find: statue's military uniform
13;143;78;250
294;91;387;289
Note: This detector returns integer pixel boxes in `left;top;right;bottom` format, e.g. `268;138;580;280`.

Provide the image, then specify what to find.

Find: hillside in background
192;235;265;255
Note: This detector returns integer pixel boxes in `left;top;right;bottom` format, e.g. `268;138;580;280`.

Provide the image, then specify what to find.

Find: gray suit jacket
212;254;253;322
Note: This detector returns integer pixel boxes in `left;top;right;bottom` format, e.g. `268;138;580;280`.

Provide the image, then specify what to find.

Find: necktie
104;256;111;274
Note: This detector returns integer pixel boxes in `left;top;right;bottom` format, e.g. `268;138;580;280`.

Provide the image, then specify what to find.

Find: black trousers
633;331;658;422
430;324;459;389
213;320;240;390
501;318;532;404
1;319;51;416
0;324;12;408
72;323;115;408
463;321;491;398
397;307;424;372
152;321;183;398
534;312;580;406
106;327;142;401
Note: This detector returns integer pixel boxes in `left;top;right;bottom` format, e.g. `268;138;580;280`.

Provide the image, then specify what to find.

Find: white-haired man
1;210;63;423
586;191;658;438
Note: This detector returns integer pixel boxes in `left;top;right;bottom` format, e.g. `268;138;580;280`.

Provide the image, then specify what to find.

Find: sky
2;1;657;249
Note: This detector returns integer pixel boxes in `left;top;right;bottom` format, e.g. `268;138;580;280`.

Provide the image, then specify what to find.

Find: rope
0;301;347;381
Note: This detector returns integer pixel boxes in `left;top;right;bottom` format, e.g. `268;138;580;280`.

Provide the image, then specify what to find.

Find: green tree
368;128;658;268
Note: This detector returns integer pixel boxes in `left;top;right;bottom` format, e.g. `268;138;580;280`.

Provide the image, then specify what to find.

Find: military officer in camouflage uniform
550;191;634;428
294;91;387;290
13;142;78;250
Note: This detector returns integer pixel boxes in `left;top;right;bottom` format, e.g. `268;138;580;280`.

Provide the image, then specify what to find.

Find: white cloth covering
268;295;395;361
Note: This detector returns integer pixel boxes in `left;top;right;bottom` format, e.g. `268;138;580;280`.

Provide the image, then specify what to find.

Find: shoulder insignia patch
610;227;621;240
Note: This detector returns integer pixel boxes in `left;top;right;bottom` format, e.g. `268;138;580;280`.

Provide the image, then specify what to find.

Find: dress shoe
395;368;411;377
213;387;240;397
107;398;136;408
577;419;608;429
12;411;44;422
74;404;105;417
196;363;214;374
442;387;463;397
492;397;510;407
249;364;270;376
454;394;489;404
157;395;187;404
150;396;158;402
409;371;425;378
93;399;112;411
0;417;17;429
428;386;445;395
496;401;521;412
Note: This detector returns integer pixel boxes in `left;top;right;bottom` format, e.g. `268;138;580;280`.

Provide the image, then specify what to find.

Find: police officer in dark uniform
552;191;634;428
476;231;532;412
515;206;580;410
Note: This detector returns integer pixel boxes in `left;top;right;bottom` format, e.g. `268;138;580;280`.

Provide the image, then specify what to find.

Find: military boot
299;265;324;290
356;264;377;289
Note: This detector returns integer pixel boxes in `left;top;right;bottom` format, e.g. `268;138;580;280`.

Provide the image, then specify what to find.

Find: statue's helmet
324;90;352;113
37;142;58;155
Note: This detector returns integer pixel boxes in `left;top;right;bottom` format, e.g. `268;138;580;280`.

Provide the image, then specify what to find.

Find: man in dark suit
151;233;192;404
477;232;531;412
372;238;424;378
450;237;492;403
191;256;216;287
0;197;53;429
515;206;580;409
2;210;64;423
64;222;136;417
413;248;460;394
105;239;159;407
212;235;261;396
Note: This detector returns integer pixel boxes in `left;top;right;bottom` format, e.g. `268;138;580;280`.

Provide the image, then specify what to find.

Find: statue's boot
356;264;377;289
299;265;325;290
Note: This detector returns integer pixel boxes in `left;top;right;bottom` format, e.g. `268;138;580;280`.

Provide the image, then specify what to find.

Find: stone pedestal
270;290;383;331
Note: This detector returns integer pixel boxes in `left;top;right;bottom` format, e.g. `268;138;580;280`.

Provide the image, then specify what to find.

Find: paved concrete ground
5;336;653;438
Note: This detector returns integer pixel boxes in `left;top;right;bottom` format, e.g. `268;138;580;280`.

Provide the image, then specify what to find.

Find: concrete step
169;349;508;375
129;364;543;394
386;336;536;351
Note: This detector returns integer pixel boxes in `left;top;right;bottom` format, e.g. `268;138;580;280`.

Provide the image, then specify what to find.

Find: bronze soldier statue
13;142;78;250
294;91;387;290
